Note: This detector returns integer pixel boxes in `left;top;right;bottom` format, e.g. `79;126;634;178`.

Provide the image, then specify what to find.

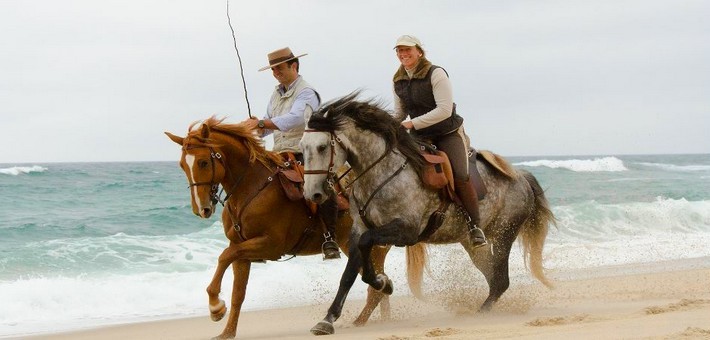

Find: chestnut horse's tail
405;243;428;299
519;170;556;288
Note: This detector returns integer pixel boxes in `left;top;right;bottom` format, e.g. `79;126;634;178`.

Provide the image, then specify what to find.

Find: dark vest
393;59;463;138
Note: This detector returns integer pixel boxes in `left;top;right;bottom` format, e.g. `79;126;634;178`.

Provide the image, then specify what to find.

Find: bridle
181;133;320;259
301;129;408;229
183;139;227;206
302;129;348;192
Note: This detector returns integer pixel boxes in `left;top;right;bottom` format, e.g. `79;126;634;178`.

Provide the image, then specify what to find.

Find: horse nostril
202;207;212;217
312;193;323;203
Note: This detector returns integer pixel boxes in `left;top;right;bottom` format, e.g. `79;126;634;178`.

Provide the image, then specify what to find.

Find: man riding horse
241;46;341;260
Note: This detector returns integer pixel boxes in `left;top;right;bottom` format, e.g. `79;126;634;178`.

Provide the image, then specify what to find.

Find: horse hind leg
478;258;510;312
463;229;515;312
353;245;391;326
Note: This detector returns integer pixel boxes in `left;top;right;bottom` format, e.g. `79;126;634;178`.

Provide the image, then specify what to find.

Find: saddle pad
478;150;516;179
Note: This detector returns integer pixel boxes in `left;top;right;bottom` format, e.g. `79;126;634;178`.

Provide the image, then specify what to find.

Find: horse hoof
209;300;227;322
376;274;393;295
310;321;335;335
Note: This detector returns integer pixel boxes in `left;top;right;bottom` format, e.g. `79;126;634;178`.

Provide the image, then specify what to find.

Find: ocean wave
551;197;710;242
0;165;48;176
637;162;710;172
514;156;627;172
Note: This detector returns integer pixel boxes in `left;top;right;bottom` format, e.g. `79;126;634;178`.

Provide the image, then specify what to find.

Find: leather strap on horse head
183;139;225;205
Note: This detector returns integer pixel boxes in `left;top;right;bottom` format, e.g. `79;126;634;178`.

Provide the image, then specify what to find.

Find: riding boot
454;177;488;248
319;197;341;260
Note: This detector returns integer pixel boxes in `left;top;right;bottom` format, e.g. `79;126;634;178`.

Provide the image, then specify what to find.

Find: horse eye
317;145;327;153
198;160;210;168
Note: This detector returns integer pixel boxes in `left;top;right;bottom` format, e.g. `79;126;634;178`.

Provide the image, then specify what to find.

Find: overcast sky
2;0;708;163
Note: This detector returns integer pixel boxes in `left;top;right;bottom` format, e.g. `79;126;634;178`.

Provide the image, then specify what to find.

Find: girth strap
417;195;450;242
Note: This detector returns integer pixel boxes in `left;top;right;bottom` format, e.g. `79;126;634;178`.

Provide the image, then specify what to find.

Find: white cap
394;35;422;48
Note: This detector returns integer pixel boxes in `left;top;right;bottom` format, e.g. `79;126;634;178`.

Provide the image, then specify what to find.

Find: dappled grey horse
300;93;555;335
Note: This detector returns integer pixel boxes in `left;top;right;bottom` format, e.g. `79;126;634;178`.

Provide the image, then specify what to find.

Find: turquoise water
1;154;709;337
0;162;214;279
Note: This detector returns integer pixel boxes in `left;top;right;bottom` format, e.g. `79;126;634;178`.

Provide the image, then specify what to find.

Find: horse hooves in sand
209;300;227;322
376;274;393;295
310;321;335;335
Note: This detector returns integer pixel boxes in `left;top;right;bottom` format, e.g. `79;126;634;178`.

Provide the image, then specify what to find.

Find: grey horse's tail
405;243;428;299
519;170;556;288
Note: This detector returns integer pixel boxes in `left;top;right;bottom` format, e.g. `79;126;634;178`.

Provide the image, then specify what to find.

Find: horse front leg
353;245;391;326
214;259;251;340
359;218;418;295
206;244;236;322
311;234;363;336
206;236;278;323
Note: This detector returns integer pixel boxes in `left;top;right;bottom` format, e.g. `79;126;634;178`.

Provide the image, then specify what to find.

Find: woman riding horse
392;35;487;248
300;94;555;336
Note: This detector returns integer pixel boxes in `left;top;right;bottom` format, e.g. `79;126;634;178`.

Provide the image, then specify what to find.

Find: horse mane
308;91;425;172
188;116;283;168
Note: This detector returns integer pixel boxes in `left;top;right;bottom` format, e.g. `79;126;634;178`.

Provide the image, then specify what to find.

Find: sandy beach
25;259;710;340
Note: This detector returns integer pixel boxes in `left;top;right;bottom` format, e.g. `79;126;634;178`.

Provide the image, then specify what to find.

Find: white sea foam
544;198;710;269
0;165;47;176
514;156;627;172
2;198;710;337
637;162;710;172
0;250;385;337
552;197;710;241
6;221;710;337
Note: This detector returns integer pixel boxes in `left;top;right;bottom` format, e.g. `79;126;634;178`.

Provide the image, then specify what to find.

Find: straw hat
258;47;308;71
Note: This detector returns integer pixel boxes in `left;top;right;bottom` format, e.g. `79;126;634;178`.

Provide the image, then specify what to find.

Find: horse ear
164;132;184;145
200;123;210;139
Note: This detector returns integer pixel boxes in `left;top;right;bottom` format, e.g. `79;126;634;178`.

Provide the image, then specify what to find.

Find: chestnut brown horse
165;117;423;339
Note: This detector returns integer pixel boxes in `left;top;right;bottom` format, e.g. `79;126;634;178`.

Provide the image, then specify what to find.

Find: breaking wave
514;156;627;172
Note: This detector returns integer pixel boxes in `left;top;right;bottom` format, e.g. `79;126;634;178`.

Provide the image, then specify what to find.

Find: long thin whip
226;0;252;118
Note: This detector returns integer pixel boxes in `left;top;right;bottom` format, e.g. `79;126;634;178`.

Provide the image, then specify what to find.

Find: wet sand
27;260;710;339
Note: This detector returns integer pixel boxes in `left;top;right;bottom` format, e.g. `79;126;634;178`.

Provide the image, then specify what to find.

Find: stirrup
322;238;341;260
468;224;488;249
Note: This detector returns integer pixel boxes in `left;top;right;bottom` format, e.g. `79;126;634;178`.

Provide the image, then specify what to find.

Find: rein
302;129;407;229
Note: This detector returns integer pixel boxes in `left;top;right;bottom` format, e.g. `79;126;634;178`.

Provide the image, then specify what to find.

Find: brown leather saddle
415;146;505;243
419;146;488;202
